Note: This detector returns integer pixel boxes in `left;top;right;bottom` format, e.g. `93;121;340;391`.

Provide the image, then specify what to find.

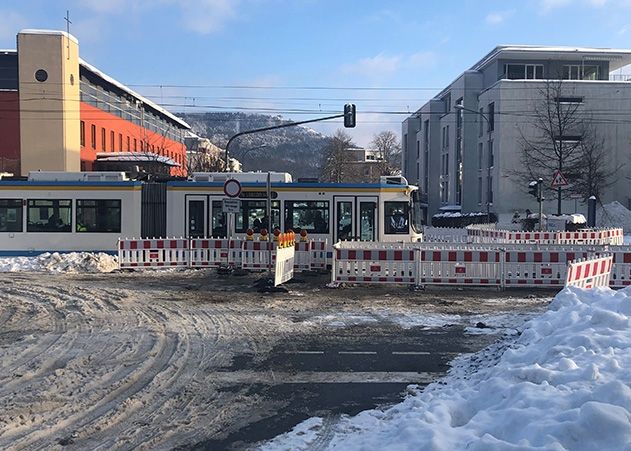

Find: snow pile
597;201;631;232
0;252;118;273
260;287;631;450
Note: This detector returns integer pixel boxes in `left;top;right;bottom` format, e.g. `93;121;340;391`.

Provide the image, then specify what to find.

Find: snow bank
260;287;631;450
597;201;631;232
0;252;118;273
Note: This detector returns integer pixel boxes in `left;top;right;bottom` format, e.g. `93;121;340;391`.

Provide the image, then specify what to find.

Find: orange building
0;29;190;177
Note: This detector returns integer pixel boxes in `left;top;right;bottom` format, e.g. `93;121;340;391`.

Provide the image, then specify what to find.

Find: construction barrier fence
465;225;623;246
332;241;622;289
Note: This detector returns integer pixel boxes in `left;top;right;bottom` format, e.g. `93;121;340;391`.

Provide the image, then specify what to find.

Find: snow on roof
19;29;78;44
96;152;180;167
471;45;631;72
80;59;190;130
262;286;631;450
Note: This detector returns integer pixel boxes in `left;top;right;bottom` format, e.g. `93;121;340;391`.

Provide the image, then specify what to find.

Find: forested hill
178;112;331;179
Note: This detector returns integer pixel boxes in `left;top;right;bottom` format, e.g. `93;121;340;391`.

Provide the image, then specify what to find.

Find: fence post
500;247;506;291
331;244;337;284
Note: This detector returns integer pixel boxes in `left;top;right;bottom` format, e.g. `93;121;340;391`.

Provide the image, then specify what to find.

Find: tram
0;171;422;255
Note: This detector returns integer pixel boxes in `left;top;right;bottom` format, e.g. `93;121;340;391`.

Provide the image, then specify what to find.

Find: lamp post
454;104;493;224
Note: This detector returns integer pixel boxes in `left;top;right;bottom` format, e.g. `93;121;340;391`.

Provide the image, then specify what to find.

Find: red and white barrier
310;240;329;271
418;249;502;286
333;246;417;284
294;241;312;271
566;255;613;288
502;249;591;288
466;226;623;246
118;238;189;268
241;241;275;270
190;238;229;267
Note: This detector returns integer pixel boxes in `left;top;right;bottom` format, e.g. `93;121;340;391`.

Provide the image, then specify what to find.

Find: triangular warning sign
551;170;569;188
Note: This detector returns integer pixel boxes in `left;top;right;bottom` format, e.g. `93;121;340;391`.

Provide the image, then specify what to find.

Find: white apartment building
402;46;631;223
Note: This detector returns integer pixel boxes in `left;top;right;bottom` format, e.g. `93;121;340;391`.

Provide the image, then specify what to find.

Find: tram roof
166;180;413;190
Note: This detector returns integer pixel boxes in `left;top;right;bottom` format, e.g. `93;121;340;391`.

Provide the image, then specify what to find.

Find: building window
488;176;494;204
140;140;144;151
563;65;599;80
284;201;329;234
76;200;121;233
110;131;115;152
384;201;409;235
504;63;543;80
27;199;72;232
80;121;85;147
0;199;23;232
488;140;494;167
488;103;495;132
134;139;137;151
91;125;96;149
477;177;483;204
555;96;584;104
478;143;483;169
127;136;130;151
441;126;449;149
119;133;123;151
101;127;106;151
478;108;484;137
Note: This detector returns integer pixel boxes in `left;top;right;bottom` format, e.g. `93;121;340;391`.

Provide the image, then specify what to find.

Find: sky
1;0;631;146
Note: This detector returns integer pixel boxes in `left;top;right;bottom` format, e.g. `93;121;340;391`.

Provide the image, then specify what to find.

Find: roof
471;45;631;72
12;29;190;130
80;59;190;130
96;152;180;167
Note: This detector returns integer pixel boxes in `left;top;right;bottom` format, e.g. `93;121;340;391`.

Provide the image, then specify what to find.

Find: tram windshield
411;190;423;233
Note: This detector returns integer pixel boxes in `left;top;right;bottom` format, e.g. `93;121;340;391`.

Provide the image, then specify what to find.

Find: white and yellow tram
0;171;422;255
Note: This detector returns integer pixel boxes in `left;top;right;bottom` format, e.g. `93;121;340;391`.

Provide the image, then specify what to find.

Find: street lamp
454;104;493;224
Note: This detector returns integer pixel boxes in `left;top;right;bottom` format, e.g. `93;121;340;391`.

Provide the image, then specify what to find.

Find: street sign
222;198;241;213
551;170;569;188
223;178;242;198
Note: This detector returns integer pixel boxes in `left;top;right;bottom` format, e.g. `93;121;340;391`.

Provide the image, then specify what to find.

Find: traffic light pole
538;178;544;232
224;105;355;171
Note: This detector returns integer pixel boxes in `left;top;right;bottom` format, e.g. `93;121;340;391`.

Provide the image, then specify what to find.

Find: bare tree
515;80;612;213
370;130;402;175
186;150;225;173
320;130;356;182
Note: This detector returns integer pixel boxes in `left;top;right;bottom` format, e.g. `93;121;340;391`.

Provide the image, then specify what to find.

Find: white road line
338;351;377;355
207;371;440;384
392;351;431;355
283;350;325;355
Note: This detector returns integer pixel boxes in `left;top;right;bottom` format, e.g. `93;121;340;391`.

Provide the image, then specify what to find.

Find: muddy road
0;270;550;450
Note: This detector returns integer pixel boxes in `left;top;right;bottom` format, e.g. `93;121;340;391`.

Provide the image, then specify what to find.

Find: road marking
206;371;440;384
338;351;377;355
284;350;325;355
392;351;431;355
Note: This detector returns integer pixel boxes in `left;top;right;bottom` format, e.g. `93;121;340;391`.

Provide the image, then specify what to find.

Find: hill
178;112;331;179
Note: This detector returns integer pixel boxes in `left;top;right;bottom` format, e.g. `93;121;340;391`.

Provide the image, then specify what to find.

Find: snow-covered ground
259;286;631;450
0;252;117;273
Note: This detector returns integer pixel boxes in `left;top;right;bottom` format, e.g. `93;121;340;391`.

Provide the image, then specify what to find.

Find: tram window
211;201;227;237
76;200;121;233
0;199;23;232
235;200;280;233
27;200;72;232
384;201;409;234
337;202;353;240
359;202;376;241
285;201;329;234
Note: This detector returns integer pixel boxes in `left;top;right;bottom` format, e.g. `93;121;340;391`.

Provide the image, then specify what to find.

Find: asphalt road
195;323;498;450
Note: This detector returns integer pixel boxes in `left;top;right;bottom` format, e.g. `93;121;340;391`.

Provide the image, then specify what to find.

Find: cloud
176;0;238;34
78;0;240;35
341;53;402;77
485;10;514;25
341;51;436;79
538;0;572;12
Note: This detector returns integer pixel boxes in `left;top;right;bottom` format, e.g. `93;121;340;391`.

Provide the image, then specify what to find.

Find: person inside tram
390;208;407;232
313;211;327;234
253;218;262;232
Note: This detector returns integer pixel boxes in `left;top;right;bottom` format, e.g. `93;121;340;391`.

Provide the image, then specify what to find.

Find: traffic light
528;179;544;201
528;180;539;198
344;103;356;128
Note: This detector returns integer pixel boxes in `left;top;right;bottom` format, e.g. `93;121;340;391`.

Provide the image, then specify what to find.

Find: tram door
358;197;378;241
186;196;207;238
334;197;356;242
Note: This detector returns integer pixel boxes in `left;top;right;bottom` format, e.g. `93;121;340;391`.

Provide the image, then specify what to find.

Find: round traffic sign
223;178;242;198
